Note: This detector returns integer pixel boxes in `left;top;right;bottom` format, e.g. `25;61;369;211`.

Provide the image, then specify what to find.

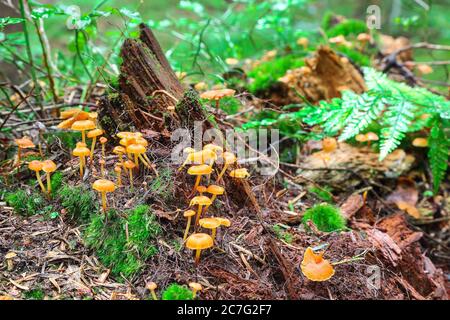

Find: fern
428;121;449;193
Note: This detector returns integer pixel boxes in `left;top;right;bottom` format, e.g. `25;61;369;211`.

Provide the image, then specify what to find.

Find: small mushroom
355;134;367;143
178;150;204;172
113;146;126;168
189;282;202;299
28;160;46;193
87;128;103;165
92;179;116;214
73;142;91;177
188;164;213;194
123;160;136;187
196;186;207;196
322;137;337;153
199;217;221;242
5;252;17;271
147;282;158;300
200;89;236;110
127;143;146;168
42;160;57;196
217;152;236;182
71;120;96;144
99;137;108;159
412;137;428;147
301;247;335;282
99;159;106;177
205;185;224;211
365;132;379;147
185;233;214;265
14;137;35;167
114;165;122;186
395;201;420;219
296;37;309;49
190;195;212;227
183;209;196;241
417;64;433;75
356;33;371;51
215;217;231;227
229;168;250;179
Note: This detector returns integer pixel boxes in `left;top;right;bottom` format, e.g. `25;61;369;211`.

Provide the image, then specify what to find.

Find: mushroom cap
395;201;420;219
88;112;98;121
365;132;379;141
417;64;433;75
200;89;236;100
183;147;196;154
185;150;206;164
147;282;157;290
119;137;134;147
355;134;367;142
301;247;335;282
127;144;146;155
60;108;82;119
71;120;96;131
28;160;43;171
113;146;126;155
117;131;142;139
296;37;309;46
114;165;122;173
229;168;250;179
188;164;212;176
215;217;231;227
5;252;17;259
357;33;371;42
203;143;223;154
222;152;237;165
123;160;136;169
15;137;35;149
201;149;218;162
76;142;87;147
190;196;212;207
183;209;196;218
135;137;148;147
412;137;428;147
42;160;57;173
73;145;91;157
99;137;108;144
189;282;202;292
322;137;337;153
199;217;221;229
207;185;224;195
99;159;106;165
185;233;214;250
87;128;103;138
196;186;207;194
58;118;77;129
92;179;115;193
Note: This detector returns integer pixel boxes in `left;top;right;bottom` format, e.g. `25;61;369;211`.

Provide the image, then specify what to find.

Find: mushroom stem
183;217;192;241
119;154;124;167
211;228;217;242
150;289;158;300
79;157;84;177
117;174;122;187
139;154;158;177
192;175;202;194
195;205;203;227
17;147;21;166
194;249;202;264
81;130;86;144
38;143;44;158
33;172;45;193
216;164;229;182
129;168;133;188
134;153;139;168
215;99;219;109
101;191;107;213
100;163;105;177
90;137;97;165
46;172;52;196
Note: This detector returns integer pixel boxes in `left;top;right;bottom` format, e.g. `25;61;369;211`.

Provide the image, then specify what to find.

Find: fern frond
428;121;449;193
379;99;416;160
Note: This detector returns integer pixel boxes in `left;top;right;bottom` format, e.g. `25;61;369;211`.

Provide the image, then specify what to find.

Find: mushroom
99;137;108;159
417;64;433;75
229;168;250;179
14;137;35;166
356;33;371;51
72;142;91;177
99;159;106;177
42;160;57;196
92;179;116;214
185;233;214;264
189;282;202;299
412;137;428;147
114;165;122;186
4;252;17;271
355;134;367;144
113;146;126;167
190;195;212;227
178;150;204;172
28;160;46;193
87;128;103;165
365;132;379;147
200;89;236;110
147;282;158;300
199;217;221;242
71;120;96;144
322;137;337;153
188;164;213;194
124;160;136;187
216;217;231;227
127;143;146;168
217;152;237;182
301;247;335;282
296;37;309;49
194;82;208;91
196;186;207;196
183;209;196;241
60;108;83;119
395;201;420;219
205;185;224;211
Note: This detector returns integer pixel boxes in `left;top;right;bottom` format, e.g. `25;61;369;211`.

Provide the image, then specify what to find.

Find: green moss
50;171;63;194
334;46;370;66
308;186;334;203
326;19;367;38
150;168;174;202
5;189;46;216
23;288;45;300
302;204;346;232
84;205;161;278
58;184;98;222
162;284;193;300
44;131;81;150
248;54;305;93
273;224;293;243
218;96;241;115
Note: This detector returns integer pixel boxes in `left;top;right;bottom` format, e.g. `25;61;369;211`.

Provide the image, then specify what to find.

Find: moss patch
5;189;47;216
58;184;98;222
302;203;346;232
162;283;193;300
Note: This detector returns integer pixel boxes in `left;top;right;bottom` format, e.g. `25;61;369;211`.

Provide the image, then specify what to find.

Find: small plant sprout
217;152;237;182
114;165;122;186
73;142;91;177
190;195;212;227
124;160;136;187
147;282;158;300
99;137;108;159
196;186;207;196
200;88;236;110
188;164;213;193
199;217;221;242
301;247;335;282
185;233;214;265
99;159;106;177
412;137;428;147
28;160;46;193
229;168;250;179
113;146;126;167
42;160;56;196
189;282;202;299
71;120;96;144
87;128;103;165
92;179;115;214
14;137;35;166
183;210;196;241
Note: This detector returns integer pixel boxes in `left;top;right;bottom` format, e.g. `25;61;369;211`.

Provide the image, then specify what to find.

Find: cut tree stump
99;23;207;136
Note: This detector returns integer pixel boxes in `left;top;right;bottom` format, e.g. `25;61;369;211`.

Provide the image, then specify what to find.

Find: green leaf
428;121;449;193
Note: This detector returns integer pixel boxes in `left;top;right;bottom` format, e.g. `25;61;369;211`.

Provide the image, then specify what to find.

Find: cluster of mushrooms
179;143;250;264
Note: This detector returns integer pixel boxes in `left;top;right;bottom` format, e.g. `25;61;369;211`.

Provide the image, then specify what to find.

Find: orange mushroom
190;195;212;227
42;160;56;196
183;209;196;241
14;137;35;166
200;89;236;110
188;164;213;194
123;160;136;187
412;137;428;147
301;247;335;282
185;233;214;264
92;179;116;214
71;120;96;144
99;137;108;159
73;142;90;177
28;160;46;193
87;128;103;165
217;152;236;182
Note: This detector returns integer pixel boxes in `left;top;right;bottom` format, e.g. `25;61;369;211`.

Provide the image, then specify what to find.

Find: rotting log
99;23;207;137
